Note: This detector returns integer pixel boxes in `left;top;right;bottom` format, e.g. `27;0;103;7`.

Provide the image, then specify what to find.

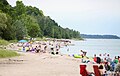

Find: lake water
60;39;120;58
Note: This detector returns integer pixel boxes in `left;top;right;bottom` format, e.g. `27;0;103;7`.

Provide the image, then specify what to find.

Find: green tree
0;12;7;29
2;15;16;40
0;12;7;38
27;23;42;37
0;0;11;14
13;19;27;40
0;0;81;40
26;6;44;16
19;15;43;38
14;1;26;16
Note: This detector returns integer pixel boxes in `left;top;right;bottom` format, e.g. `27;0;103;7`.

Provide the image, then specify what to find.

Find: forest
0;0;81;40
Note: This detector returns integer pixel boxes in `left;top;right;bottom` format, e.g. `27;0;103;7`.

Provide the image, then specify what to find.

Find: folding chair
93;65;101;76
80;64;89;76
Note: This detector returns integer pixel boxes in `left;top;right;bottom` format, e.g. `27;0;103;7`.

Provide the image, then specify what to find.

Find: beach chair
93;65;101;76
80;64;89;76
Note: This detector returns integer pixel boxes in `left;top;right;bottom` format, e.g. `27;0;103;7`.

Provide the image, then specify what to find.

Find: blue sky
7;0;120;36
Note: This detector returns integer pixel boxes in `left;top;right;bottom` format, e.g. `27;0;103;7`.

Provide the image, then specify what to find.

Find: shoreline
1;39;120;76
0;38;94;76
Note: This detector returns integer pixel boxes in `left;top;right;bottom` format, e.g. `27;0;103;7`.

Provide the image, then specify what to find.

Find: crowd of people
20;41;60;55
8;39;120;76
79;50;120;76
16;39;71;56
93;53;120;76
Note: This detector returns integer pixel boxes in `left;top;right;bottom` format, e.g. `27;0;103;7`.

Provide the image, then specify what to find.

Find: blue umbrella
18;40;28;43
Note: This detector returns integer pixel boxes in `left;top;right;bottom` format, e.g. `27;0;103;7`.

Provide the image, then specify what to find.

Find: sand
0;52;95;76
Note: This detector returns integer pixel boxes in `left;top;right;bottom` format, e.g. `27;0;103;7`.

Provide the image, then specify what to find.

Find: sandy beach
0;52;95;76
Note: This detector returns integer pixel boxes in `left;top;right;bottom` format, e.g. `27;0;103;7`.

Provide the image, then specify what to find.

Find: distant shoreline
83;38;120;39
80;34;120;39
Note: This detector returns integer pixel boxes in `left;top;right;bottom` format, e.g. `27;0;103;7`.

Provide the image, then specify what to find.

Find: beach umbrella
18;40;28;43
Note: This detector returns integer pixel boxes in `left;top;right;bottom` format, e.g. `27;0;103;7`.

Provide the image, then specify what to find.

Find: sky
7;0;120;36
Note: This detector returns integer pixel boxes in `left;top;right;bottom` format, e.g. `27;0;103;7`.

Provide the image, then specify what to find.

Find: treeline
0;0;81;40
80;34;120;39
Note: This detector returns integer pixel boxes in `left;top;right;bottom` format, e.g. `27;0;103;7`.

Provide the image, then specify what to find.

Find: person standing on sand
50;44;55;55
43;45;47;53
22;46;25;52
55;44;60;54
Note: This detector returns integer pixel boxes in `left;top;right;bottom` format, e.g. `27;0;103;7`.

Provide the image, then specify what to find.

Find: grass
0;39;10;49
9;40;18;43
0;49;20;58
0;39;9;46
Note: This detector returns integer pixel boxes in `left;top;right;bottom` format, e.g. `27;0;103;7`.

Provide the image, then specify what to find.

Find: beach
1;39;120;76
0;0;120;75
0;52;95;76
